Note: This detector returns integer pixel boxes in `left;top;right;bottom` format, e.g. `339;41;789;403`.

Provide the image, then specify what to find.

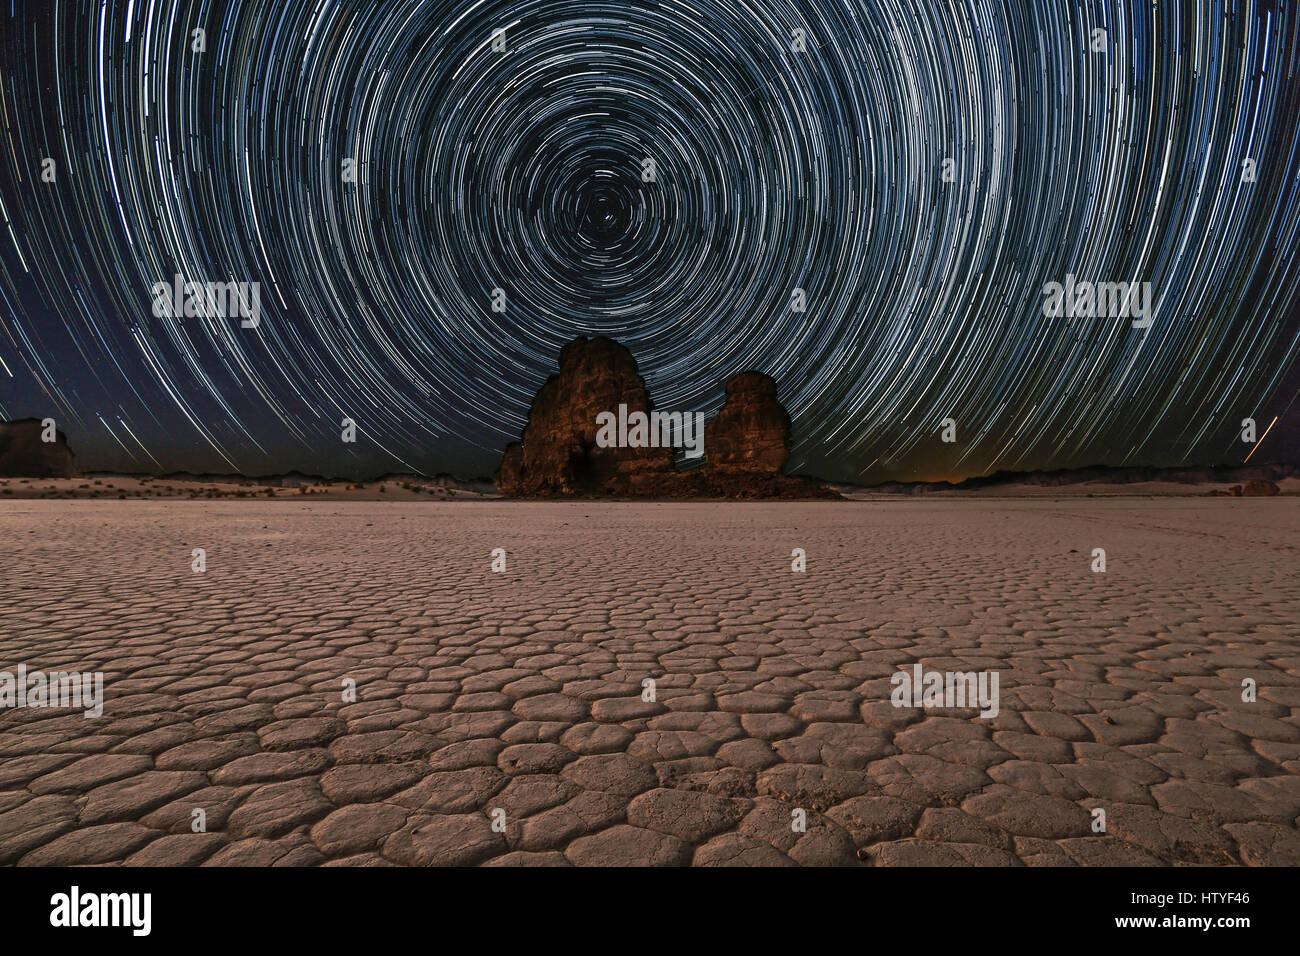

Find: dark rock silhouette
0;418;76;477
496;337;837;499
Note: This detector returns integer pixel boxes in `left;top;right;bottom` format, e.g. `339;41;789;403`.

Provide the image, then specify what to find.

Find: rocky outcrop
1241;479;1280;497
0;418;76;477
496;337;674;496
495;337;837;499
705;372;789;475
1207;479;1281;497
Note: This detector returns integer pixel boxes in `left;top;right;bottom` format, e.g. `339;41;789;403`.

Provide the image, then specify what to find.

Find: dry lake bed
1;497;1297;866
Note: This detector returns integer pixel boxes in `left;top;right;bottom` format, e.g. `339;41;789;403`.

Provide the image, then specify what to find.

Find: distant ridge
80;469;495;492
837;461;1298;495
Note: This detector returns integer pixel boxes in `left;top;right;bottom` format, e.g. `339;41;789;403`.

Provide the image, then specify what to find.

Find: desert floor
1;498;1297;866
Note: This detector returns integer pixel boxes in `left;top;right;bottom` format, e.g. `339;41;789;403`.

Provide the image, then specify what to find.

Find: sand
0;497;1297;866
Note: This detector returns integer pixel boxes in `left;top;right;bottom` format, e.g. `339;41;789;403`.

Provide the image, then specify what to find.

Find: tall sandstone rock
496;337;836;498
705;371;790;475
0;418;77;477
496;337;674;496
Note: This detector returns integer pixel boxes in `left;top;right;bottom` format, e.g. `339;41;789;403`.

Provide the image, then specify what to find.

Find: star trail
0;0;1297;482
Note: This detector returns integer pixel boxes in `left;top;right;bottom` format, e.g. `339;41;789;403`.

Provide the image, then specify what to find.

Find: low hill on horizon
832;461;1298;496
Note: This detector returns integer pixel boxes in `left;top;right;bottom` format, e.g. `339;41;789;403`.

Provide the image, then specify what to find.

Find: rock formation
1241;479;1280;496
0;418;77;477
1207;479;1281;497
496;337;674;496
496;337;836;498
705;371;790;475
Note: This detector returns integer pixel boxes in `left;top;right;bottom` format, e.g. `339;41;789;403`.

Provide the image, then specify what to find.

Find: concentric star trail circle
0;1;1297;481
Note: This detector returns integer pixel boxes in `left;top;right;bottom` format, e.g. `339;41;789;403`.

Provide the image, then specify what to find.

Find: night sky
1;0;1297;484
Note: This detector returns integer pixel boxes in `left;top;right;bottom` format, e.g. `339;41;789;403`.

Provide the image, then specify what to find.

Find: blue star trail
0;0;1297;482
